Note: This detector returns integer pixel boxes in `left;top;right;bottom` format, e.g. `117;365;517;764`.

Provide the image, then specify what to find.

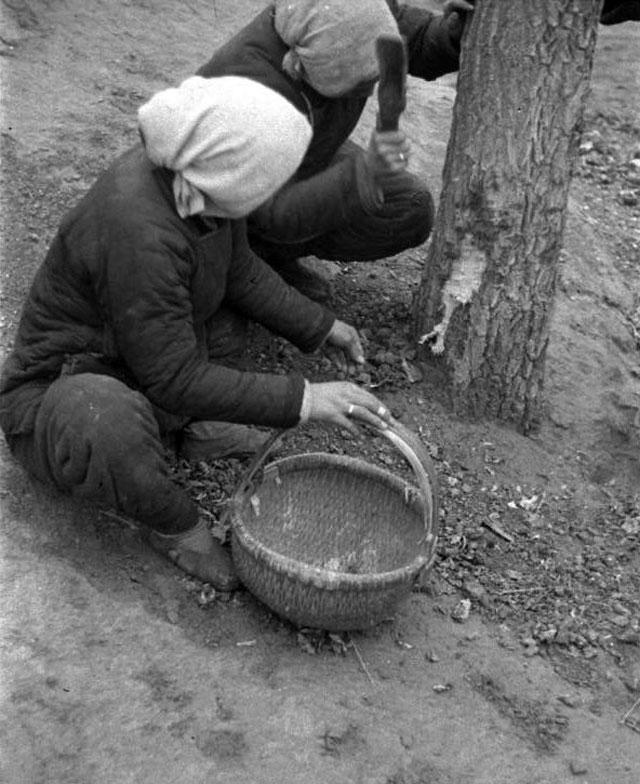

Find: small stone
612;601;629;615
625;169;640;185
537;627;557;643
569;760;588;776
585;628;599;644
588;700;603;716
558;694;580;708
611;614;630;628
399;732;415;750
462;578;486;602
619;189;638;206
451;599;471;623
584;129;603;147
617;630;640;645
622;517;640;535
373;350;396;365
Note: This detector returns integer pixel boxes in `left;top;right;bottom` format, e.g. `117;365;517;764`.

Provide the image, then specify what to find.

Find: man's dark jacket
197;1;461;182
0;146;334;436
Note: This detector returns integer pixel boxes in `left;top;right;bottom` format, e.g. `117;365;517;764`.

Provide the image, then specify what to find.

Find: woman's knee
37;374;162;481
379;175;435;246
41;374;155;435
408;186;435;244
339;176;434;260
27;374;186;523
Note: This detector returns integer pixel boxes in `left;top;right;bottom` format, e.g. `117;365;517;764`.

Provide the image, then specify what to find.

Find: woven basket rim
230;451;436;592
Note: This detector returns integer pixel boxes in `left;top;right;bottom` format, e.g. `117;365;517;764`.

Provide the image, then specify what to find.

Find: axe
375;35;408;132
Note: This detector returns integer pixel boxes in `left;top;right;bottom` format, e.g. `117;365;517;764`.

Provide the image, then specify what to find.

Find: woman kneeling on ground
0;76;391;591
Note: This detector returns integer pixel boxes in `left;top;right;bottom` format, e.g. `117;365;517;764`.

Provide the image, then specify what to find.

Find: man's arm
600;0;640;24
390;0;469;81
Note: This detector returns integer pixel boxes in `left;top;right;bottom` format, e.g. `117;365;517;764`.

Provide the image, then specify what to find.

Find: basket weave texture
231;426;438;631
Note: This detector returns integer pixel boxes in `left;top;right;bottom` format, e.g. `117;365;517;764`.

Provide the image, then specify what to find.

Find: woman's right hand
306;381;392;432
366;129;411;180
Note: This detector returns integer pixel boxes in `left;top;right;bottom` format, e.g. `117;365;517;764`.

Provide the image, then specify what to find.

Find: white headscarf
275;0;400;97
137;75;312;219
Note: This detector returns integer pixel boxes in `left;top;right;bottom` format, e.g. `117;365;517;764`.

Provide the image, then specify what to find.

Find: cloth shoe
148;518;239;591
179;421;270;461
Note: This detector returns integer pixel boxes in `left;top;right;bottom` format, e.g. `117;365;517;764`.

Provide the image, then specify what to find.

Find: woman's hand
366;129;411;179
443;0;474;14
306;381;392;432
443;0;474;45
324;319;365;373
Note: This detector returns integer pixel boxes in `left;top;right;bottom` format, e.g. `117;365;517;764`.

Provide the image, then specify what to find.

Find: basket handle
225;421;438;542
378;420;438;543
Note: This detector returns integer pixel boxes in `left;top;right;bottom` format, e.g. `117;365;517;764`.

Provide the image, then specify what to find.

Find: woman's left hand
324;319;365;373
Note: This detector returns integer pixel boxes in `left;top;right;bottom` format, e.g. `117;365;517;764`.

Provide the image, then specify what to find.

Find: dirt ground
1;1;640;782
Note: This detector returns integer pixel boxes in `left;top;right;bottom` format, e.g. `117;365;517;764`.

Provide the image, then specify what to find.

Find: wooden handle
376;35;407;132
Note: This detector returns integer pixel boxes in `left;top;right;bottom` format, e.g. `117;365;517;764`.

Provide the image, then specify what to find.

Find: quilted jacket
0;146;334;435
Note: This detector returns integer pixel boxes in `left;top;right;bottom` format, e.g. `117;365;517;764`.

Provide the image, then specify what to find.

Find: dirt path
1;2;640;783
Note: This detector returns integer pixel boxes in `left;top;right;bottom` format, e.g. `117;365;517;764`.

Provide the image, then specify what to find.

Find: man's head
138;76;312;219
274;0;400;97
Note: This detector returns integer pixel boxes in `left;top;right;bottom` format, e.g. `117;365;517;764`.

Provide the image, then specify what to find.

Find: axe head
375;35;407;132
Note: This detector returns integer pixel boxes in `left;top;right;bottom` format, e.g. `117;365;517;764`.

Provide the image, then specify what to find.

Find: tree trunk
412;0;602;433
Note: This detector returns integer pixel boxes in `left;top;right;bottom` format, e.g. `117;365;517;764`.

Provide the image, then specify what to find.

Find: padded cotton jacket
0;146;334;435
197;1;461;180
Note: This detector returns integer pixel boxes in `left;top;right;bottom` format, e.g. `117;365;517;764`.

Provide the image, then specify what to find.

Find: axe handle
376;36;407;132
377;103;402;133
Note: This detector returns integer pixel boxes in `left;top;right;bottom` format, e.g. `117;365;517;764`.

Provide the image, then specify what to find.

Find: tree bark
412;0;602;432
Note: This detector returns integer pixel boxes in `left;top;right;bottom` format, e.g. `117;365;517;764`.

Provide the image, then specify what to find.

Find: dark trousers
5;309;248;535
248;140;435;263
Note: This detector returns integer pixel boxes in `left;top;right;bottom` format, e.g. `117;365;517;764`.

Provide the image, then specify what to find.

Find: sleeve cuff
298;378;312;424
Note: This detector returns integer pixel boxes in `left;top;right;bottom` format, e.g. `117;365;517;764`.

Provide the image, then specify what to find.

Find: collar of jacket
152;163;221;235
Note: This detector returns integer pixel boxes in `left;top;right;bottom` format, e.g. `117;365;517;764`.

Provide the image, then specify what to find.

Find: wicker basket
229;422;439;631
